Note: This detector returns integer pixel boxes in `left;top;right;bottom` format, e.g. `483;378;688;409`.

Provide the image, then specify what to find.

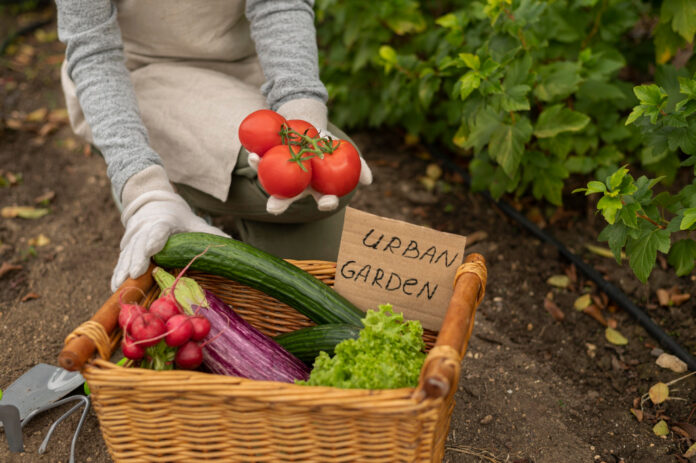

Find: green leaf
654;22;686;64
534;61;582;102
459;72;481;100
500;84;531;111
634;84;667;106
488;118;533;177
577;80;626;101
619;202;641;229
661;0;696;42
459;53;480;70
598;196;623;224
534;104;591;138
608;166;629;191
585;181;607;195
598;223;628;263
465;108;502;152
667;239;696;276
379;45;397;64
625;106;645;125
435;13;459;29
626;229;671;282
681;207;696;229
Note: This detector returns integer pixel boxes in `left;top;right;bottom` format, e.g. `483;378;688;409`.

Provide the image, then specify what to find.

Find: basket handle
58;264;155;372
413;253;487;401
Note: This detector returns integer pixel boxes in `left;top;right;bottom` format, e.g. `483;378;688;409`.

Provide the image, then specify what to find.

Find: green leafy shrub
576;72;696;281
316;0;695;280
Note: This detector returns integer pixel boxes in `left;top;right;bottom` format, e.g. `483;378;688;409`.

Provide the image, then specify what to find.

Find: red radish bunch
238;109;361;199
118;295;211;369
116;248;214;370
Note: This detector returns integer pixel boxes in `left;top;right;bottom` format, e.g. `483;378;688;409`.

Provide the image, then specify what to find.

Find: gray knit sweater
55;0;328;199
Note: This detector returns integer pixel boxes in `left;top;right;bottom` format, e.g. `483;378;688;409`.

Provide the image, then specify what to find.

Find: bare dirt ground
1;10;695;463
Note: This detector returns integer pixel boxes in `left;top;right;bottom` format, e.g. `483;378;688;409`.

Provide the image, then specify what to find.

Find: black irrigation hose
425;143;696;371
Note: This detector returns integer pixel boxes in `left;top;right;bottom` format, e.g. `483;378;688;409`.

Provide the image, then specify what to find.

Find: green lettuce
300;304;425;389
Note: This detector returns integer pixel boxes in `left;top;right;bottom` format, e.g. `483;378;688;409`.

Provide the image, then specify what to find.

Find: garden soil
1;12;695;463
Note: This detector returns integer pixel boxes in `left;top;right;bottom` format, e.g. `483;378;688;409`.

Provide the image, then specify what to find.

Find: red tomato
239;109;287;155
310;139;361;196
258;145;312;198
285;119;319;143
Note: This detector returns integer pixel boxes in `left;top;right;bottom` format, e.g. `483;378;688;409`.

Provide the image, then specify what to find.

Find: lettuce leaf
300;304;425;389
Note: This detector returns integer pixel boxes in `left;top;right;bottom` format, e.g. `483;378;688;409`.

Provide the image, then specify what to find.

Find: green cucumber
275;324;361;364
153;232;365;326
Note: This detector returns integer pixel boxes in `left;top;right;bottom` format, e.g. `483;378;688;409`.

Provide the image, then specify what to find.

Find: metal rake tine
21;395;86;429
68;395;90;463
37;400;84;454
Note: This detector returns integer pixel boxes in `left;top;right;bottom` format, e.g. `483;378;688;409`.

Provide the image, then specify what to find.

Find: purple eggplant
153;267;309;382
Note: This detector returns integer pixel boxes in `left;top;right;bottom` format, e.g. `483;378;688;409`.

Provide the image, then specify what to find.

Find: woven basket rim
84;359;443;410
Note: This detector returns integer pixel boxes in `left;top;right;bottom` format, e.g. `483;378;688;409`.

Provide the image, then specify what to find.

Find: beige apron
61;0;268;202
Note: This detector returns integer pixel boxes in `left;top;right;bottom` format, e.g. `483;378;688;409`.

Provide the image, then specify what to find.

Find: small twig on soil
446;446;505;462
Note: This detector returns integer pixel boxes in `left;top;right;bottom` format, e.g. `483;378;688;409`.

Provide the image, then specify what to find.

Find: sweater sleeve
245;0;328;110
56;0;163;200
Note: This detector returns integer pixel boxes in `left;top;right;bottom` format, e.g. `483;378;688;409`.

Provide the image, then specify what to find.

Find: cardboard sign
334;207;467;331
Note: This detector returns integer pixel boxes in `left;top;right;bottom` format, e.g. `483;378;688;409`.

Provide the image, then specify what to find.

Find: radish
165;314;193;347
175;341;203;369
118;303;145;331
189;316;211;341
121;336;145;360
130;313;166;348
149;296;181;322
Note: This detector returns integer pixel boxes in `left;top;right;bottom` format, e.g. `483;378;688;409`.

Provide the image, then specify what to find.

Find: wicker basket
60;254;487;463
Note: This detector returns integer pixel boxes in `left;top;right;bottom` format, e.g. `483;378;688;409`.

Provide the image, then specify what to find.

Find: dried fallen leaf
565;264;577;284
675;422;696;440
466;230;488;246
5;171;21;185
630;408;644;422
47;108;69;124
655;353;688;373
0;262;22;278
670;292;690;306
585;343;597;358
547;274;570;288
656;288;671;306
652;419;669;436
419;176;436;192
672;426;692;440
21;292;40;302
543;296;565;321
425;163;442;180
34;190;55;204
611;355;628;370
27;234;50;247
38;122;59;137
606;318;618;329
5;118;23;130
574;294;592;311
583;304;608;326
685;443;696;458
585;243;625;260
649;382;669;405
1;206;50;219
25;107;48;123
605;327;628;345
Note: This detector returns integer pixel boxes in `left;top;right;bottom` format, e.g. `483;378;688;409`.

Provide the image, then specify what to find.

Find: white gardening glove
110;166;230;292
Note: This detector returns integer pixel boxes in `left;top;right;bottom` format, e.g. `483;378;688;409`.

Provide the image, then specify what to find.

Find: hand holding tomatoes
239;109;372;215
